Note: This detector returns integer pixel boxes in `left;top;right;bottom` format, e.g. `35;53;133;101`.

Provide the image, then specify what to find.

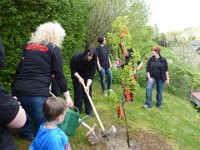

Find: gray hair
29;22;66;48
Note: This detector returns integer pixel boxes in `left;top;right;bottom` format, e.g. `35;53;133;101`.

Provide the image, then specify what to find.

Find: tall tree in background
85;0;129;46
126;0;153;58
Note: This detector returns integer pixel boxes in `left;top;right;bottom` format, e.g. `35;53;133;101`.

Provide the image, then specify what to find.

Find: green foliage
111;68;123;84
0;0;89;85
63;64;73;91
85;0;129;46
126;0;154;57
14;81;200;150
166;60;200;97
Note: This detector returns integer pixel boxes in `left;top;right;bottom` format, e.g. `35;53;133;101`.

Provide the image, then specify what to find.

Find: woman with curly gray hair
12;22;73;140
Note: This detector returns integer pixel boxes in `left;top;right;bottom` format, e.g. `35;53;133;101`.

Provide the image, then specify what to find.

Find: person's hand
165;79;170;85
63;91;73;108
78;77;84;85
148;77;153;83
13;96;21;105
66;96;73;108
84;85;90;93
13;96;17;100
110;63;112;68
98;66;102;72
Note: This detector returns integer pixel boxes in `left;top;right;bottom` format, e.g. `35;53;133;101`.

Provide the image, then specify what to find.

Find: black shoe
156;105;163;109
87;113;94;117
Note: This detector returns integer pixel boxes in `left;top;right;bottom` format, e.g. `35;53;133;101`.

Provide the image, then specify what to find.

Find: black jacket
70;52;96;81
146;55;168;82
13;43;68;96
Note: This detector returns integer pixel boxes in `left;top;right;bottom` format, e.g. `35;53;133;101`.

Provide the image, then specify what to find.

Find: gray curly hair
29;22;66;48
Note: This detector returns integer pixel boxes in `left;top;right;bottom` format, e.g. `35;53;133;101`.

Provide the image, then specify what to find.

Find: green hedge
0;0;89;85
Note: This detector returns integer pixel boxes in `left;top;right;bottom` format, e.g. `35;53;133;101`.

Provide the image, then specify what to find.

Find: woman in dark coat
70;48;97;116
144;46;170;108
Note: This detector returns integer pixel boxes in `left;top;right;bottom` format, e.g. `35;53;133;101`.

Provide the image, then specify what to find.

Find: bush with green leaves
0;0;89;85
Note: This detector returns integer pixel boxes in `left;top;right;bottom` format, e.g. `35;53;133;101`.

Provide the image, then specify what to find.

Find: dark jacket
13;43;68;96
70;52;96;81
146;55;168;82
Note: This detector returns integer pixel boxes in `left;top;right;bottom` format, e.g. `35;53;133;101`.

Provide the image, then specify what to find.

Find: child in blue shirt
29;97;71;150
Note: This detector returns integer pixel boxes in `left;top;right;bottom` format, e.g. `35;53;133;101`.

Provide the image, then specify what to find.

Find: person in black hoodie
0;37;26;150
70;48;97;116
12;22;73;140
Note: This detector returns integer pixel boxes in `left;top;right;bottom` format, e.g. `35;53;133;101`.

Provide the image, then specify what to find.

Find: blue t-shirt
29;123;71;150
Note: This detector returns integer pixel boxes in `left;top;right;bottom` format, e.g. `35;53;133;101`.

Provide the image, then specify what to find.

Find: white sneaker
103;91;107;96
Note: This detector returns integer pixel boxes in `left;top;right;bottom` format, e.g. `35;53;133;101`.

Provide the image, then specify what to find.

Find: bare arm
133;62;143;74
109;58;112;68
7;105;26;128
97;57;102;71
147;72;153;83
165;71;170;84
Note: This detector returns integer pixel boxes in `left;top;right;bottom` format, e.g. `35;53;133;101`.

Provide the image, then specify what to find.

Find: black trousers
73;80;92;115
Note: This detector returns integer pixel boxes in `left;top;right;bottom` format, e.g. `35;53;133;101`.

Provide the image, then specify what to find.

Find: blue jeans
99;68;112;92
17;96;48;137
145;78;164;107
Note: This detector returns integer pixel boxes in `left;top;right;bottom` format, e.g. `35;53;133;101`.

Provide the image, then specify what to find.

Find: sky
144;0;200;33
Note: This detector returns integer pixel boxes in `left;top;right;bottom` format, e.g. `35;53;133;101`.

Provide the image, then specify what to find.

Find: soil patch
84;128;172;150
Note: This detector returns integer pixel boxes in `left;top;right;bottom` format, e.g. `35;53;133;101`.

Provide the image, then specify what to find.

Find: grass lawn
14;81;200;150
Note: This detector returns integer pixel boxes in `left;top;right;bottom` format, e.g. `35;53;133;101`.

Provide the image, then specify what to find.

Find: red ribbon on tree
117;106;124;120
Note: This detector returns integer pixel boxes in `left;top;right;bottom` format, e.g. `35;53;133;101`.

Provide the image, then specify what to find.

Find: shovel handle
83;83;105;132
79;119;93;131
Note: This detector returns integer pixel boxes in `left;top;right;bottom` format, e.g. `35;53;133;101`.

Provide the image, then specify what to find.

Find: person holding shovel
12;22;73;140
70;48;97;116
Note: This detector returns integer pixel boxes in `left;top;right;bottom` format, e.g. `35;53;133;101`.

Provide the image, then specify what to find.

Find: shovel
82;83;117;137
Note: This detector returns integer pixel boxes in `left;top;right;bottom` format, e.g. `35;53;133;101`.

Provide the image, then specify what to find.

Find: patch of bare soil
84;128;172;150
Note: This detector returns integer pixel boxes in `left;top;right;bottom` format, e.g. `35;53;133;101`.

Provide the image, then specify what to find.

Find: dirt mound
88;128;172;150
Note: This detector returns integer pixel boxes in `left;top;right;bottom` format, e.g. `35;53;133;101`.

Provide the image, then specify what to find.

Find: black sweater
13;43;68;96
70;52;96;81
146;55;168;82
